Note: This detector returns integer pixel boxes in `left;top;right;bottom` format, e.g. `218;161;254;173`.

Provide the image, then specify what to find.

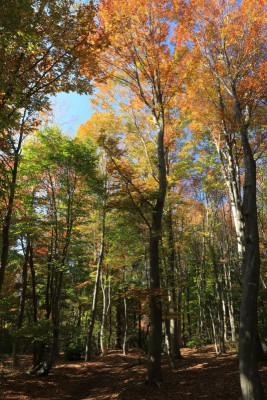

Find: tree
0;0;102;128
87;0;189;384
176;0;267;397
16;127;98;374
78;112;149;359
0;113;38;293
0;0;104;291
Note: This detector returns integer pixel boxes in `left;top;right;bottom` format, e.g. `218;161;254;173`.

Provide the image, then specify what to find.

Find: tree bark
239;127;265;400
147;117;167;385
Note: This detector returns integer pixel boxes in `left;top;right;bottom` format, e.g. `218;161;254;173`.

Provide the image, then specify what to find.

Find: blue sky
50;92;94;137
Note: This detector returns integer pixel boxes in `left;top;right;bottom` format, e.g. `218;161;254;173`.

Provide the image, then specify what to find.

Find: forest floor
1;346;267;400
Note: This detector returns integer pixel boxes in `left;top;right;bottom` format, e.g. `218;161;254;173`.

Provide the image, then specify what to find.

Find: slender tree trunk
108;303;112;349
222;204;237;341
85;254;102;360
164;318;174;369
85;217;105;361
29;243;42;366
45;232;54;320
122;296;128;355
223;262;236;341
186;286;192;340
218;146;245;263
222;298;227;343
177;288;183;349
100;275;110;356
209;306;218;354
195;223;207;338
85;151;108;360
29;244;38;325
210;245;226;354
165;210;182;361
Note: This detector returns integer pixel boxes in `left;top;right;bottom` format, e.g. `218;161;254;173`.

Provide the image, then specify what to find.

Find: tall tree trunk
239;126;265;400
147;117;167;385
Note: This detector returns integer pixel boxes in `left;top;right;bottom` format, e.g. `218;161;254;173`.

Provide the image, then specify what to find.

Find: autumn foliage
1;1;267;399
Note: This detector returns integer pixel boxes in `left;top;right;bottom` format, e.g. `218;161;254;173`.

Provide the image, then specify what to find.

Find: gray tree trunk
239;125;265;400
100;275;111;356
85;211;105;361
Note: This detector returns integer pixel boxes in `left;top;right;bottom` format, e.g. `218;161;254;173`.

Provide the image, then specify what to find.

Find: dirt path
1;347;267;400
